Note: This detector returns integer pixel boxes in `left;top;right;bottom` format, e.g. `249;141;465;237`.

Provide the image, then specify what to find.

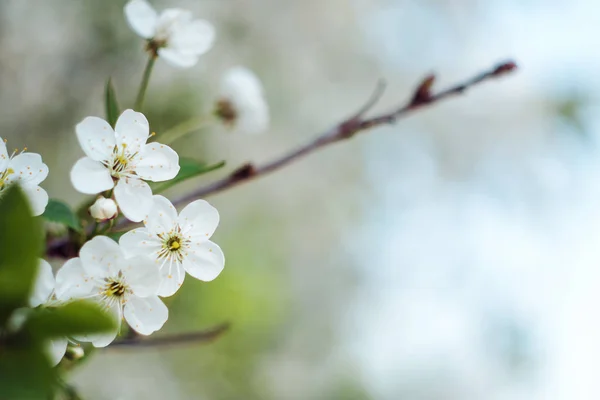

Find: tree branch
107;322;230;349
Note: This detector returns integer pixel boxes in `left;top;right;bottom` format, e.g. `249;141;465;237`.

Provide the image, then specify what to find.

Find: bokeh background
2;0;600;399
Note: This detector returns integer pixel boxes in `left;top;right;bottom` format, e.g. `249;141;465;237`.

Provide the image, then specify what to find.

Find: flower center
158;228;190;264
168;237;181;251
0;168;15;190
107;144;136;178
100;272;130;306
214;99;238;125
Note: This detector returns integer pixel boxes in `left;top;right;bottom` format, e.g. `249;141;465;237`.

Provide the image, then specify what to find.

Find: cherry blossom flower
120;195;225;297
215;66;269;135
89;196;118;221
125;0;215;68
0;138;49;215
55;236;167;347
29;259;68;366
70;109;180;222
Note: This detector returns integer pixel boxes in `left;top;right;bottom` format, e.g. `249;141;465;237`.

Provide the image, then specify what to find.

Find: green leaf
0;341;57;399
42;199;82;232
151;158;225;193
25;301;116;339
0;185;43;323
105;77;121;128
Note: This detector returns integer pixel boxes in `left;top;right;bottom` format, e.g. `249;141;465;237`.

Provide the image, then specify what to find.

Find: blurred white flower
70;109;180;222
55;236;167;347
120;195;225;297
0;138;49;215
216;66;269;135
124;0;215;68
89;196;118;221
29;259;68;366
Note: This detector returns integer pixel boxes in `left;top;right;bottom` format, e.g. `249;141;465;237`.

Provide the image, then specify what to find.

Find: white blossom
125;0;215;68
0;138;49;215
215;66;269;135
70;109;180;222
55;236;168;347
89;196;118;221
29;259;68;366
120;195;225;297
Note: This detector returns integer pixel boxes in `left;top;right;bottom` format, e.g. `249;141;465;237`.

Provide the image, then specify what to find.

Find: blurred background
1;0;600;398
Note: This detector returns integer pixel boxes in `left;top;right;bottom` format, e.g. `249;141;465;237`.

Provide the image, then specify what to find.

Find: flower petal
55;258;95;301
75;303;120;348
121;255;161;298
0;137;9;171
124;296;168;335
145;195;178;235
178;199;220;240
169;19;215;56
70;157;114;194
124;0;158;39
22;185;48;216
114;178;153;222
47;338;68;367
119;227;162;258
115;109;150;154
156;261;185;297
75;116;116;162
157;47;199;68
6;153;49;187
79;236;123;278
29;259;55;307
134;143;180;182
182;240;225;282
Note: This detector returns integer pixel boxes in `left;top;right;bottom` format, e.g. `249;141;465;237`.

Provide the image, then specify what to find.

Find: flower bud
89;197;118;221
66;344;85;361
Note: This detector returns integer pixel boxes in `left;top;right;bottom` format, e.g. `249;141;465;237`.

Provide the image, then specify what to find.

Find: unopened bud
66;344;85;361
89;197;118;221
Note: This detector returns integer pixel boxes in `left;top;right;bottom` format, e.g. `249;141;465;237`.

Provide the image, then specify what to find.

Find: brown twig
47;60;517;255
107;322;230;349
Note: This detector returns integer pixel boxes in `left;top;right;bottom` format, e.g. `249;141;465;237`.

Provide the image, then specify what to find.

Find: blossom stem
134;54;157;111
153;115;215;145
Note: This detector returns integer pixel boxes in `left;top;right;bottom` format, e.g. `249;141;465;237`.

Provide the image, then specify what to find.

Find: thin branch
107;322;230;349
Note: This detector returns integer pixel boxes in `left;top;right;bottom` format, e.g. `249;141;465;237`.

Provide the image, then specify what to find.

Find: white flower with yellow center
215;66;269;135
55;236;167;347
120;195;225;297
125;0;215;68
70;109;180;222
0;138;49;215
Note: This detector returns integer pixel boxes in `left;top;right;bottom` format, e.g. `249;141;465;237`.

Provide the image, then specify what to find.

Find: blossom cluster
11;0;270;366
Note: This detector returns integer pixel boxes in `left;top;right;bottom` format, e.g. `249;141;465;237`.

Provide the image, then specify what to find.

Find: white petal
29;259;55;307
178;199;220;240
114;178;153;222
119;227;162;258
157;47;199;68
79;236;123;278
75;116;116;162
155;8;191;35
169;19;215;56
70;157;114;194
124;296;168;335
156;261;185;297
120;255;161;297
22;186;48;216
182;240;225;282
145;195;178;235
47;338;68;367
124;0;158;39
6;153;49;187
0;136;9;171
134;143;180;182
115;109;150;154
76;303;120;348
55;258;95;301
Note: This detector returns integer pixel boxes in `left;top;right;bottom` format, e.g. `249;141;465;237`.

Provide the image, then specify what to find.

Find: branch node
231;163;256;181
411;74;436;105
492;60;518;76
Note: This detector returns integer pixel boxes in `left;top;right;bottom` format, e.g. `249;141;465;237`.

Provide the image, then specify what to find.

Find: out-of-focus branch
107;322;230;349
47;60;517;256
171;61;517;207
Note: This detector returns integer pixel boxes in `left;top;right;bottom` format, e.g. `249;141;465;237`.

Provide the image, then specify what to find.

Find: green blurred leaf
42;199;82;232
0;185;43;323
151;158;225;193
0;341;57;399
105;77;121;128
25;301;116;339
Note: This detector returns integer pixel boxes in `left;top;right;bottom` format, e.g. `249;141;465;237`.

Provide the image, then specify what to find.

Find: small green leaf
105;77;121;128
0;186;43;323
0;341;57;399
25;301;116;339
151;158;226;193
42;199;82;232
